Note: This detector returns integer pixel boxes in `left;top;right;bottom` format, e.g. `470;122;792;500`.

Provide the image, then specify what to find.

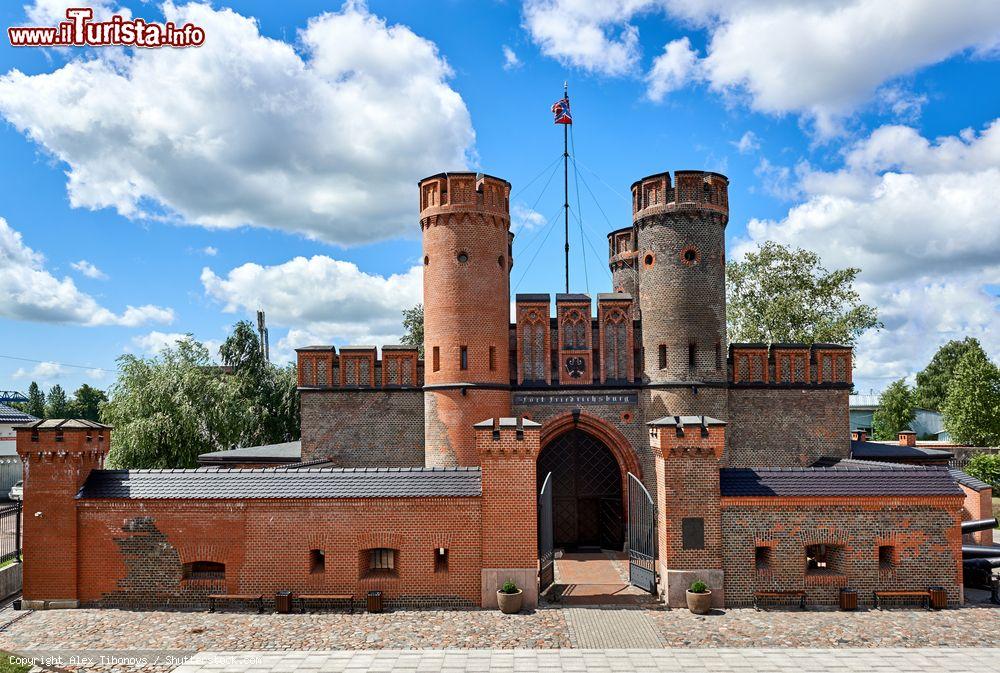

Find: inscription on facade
513;393;638;406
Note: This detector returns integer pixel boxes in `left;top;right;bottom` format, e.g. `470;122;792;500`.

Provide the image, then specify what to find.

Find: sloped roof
78;467;482;500
949;468;992;492
851;440;954;460
0;404;36;425
20;418;110;430
198;441;301;464
720;464;962;498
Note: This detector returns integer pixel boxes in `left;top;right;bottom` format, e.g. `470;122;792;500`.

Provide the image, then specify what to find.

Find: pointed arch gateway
536;411;641;551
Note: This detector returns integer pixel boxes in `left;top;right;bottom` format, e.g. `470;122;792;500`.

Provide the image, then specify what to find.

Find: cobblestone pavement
168;648;1000;673
1;605;999;671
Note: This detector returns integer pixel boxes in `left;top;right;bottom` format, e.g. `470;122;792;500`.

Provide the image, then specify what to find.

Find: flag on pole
551;97;572;124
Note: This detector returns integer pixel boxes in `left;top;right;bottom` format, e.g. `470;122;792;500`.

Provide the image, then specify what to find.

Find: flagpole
563;81;569;294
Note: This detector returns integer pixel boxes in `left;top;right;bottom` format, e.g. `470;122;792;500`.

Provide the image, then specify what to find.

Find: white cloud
522;0;643;76
502;45;522;70
511;202;547;233
131;330;222;357
645;36;698;101
522;0;1000;135
201;246;218;257
733;120;1000;391
70;259;107;280
24;0;126;25
12;361;68;381
0;2;474;245
732;131;760;154
753;158;800;201
201;255;423;362
0;217;174;326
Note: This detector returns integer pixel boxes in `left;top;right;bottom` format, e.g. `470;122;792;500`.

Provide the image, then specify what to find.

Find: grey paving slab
172;650;1000;673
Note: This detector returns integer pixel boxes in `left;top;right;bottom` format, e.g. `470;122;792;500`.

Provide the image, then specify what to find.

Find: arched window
183;561;225;581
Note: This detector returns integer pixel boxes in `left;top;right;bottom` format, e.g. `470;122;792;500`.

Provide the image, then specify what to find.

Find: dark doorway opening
537;429;623;550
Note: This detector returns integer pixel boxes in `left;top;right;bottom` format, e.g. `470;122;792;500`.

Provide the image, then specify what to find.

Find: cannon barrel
964;557;1000;570
963;544;1000;559
962;518;999;534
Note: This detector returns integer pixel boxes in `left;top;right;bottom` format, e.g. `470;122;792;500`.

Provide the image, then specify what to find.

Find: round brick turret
420;172;513;467
633;171;730;439
607;226;639;317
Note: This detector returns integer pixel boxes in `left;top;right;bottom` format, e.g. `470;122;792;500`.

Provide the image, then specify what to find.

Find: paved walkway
170;648;1000;672
551;552;655;606
564;608;664;648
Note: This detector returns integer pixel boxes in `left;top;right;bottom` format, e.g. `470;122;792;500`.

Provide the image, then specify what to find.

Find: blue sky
1;0;999;398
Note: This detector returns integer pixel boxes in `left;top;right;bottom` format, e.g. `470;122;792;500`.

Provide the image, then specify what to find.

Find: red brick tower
16;419;110;609
420;172;513;467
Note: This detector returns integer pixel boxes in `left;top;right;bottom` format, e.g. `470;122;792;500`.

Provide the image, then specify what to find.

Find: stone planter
497;589;523;614
686;589;712;614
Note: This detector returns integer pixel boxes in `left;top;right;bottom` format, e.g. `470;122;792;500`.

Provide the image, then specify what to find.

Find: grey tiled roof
720;465;963;497
0;403;36;424
647;415;726;427
949;468;992;492
21;418;111;430
851;440;954;460
79;467;482;500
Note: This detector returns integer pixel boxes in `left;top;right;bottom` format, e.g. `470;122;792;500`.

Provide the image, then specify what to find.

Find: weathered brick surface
420;173;513;466
300;390;423;466
76;496;483;610
959;482;994;545
633;171;728;386
721;498;963;607
727;388;849;467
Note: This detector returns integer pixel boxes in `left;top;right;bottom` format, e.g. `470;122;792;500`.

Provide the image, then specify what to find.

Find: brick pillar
16;420;111;609
648;415;725;608
475;416;540;609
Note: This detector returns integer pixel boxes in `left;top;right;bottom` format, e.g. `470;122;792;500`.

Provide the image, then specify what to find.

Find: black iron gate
627;472;656;594
538;471;554;591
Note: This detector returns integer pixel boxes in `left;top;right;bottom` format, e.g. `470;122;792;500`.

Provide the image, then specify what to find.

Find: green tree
45;384;71;418
103;337;241;468
965;453;1000;490
871;379;916;441
914;338;985;411
726;242;881;346
68;384;108;422
401;304;424;357
220;320;300;447
24;381;45;418
942;348;1000;446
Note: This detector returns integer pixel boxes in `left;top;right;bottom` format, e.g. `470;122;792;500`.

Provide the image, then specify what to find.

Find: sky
1;0;999;398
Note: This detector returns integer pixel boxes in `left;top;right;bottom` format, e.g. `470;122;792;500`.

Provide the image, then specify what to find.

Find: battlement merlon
418;172;511;222
296;345;423;388
631;170;729;224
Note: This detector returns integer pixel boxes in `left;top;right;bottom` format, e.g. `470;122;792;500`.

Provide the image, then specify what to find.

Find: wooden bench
208;594;264;613
753;590;806;610
295;593;354;614
873;590;930;610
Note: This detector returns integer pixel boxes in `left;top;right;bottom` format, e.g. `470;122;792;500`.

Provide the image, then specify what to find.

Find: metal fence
0;501;20;565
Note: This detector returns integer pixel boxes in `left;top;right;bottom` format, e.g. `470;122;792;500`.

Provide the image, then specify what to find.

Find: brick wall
959;483;994;545
425;389;511;467
721;498;963;607
727;388;849;467
300;390;424;466
76;496;483;610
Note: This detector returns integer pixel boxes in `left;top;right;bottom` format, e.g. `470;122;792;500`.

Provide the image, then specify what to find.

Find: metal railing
0;501;22;565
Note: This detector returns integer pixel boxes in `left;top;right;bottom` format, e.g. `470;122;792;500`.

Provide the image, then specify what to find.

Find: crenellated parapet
729;343;852;386
296;345;423;389
631;170;729;225
418;172;511;229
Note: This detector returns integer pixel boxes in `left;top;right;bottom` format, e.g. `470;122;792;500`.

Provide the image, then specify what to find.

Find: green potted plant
686;579;712;614
497;580;523;614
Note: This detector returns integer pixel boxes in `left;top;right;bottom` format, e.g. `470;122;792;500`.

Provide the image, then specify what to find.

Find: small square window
369;548;395;572
878;545;896;569
755;546;771;571
310;549;325;574
434;547;449;573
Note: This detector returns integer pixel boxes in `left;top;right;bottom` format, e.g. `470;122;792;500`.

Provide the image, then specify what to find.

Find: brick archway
539;411;641;482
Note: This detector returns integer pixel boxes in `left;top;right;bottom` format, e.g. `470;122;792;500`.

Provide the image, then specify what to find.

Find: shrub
965;453;1000;489
500;581;519;594
689;580;708;593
